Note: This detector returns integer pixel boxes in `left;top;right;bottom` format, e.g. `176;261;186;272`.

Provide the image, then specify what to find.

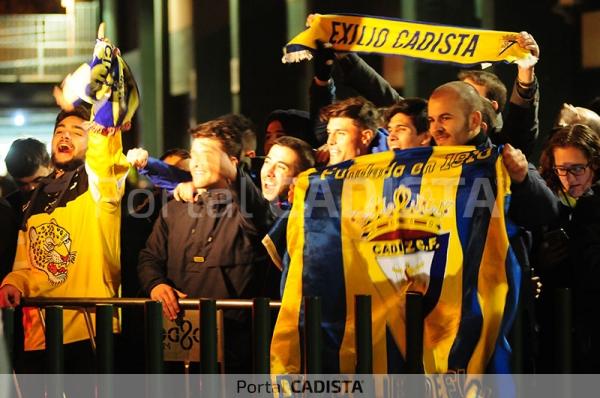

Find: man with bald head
428;81;558;372
428;81;536;185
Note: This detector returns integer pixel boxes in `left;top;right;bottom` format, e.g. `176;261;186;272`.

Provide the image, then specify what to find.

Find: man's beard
52;154;84;172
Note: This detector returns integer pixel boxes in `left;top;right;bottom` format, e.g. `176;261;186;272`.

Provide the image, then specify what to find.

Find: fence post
96;304;114;398
200;299;218;374
304;296;322;374
555;288;572;373
45;306;64;374
96;304;114;373
44;306;64;398
252;297;270;373
406;291;424;374
355;295;372;374
1;308;15;369
144;301;164;373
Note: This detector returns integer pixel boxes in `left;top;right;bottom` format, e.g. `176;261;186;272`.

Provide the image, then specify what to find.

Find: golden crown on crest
358;185;446;241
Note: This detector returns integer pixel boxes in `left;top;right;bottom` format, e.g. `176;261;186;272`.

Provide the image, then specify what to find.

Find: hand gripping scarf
283;14;537;68
54;23;140;135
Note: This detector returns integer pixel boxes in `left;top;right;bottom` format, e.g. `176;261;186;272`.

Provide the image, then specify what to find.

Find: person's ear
245;150;256;159
469;111;482;131
419;132;432;146
361;129;374;146
490;100;499;112
230;156;239;167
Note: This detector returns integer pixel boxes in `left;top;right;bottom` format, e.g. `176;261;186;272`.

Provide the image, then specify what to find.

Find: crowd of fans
1;21;600;375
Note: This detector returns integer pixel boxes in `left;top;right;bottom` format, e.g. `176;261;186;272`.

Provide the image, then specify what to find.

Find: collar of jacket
466;131;491;148
42;167;82;194
194;189;234;206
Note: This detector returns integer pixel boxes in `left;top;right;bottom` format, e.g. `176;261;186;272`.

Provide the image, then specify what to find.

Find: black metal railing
0;294;427;376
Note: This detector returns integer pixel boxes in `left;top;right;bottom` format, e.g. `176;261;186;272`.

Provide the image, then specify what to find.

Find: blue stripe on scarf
300;168;347;373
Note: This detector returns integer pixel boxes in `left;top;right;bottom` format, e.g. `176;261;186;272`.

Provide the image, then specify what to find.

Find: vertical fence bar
144;301;164;373
1;308;15;368
555;288;572;373
304;296;322;374
96;304;114;373
510;300;525;373
200;300;218;398
252;297;270;373
355;295;372;374
406;292;424;374
200;299;218;374
97;304;114;398
45;306;64;398
45;306;64;373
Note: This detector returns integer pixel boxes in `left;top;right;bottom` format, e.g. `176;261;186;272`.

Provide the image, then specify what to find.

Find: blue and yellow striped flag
266;146;521;374
54;23;139;135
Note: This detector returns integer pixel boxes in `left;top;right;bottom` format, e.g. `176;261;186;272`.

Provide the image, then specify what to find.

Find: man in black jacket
137;119;275;372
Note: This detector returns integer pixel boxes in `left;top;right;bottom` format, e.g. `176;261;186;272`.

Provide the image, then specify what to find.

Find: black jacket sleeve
336;53;403;107
0;198;18;281
508;163;559;230
572;193;600;283
494;77;540;158
137;206;172;295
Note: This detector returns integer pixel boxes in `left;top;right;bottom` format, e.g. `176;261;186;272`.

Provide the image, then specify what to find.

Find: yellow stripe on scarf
283;14;534;67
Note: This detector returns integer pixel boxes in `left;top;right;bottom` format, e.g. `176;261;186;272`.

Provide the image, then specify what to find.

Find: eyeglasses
553;163;590;177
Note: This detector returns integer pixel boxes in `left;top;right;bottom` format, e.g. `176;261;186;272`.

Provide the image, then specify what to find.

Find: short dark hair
217;113;257;152
159;148;190;161
272;136;315;173
458;70;507;113
540;124;600;192
480;98;498;134
384;98;429;134
189;119;242;159
5;138;50;179
54;103;92;132
320;96;380;133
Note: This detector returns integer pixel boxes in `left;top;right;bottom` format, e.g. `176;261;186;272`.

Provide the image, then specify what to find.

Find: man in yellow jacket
0;104;129;372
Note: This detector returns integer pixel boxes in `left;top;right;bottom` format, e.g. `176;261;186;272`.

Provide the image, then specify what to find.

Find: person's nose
327;132;336;145
264;163;275;177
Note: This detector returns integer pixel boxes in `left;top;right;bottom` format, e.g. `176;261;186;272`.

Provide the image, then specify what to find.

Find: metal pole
96;304;114;398
44;306;63;398
200;299;218;374
252;297;270;373
21;297;282;309
304;296;322;374
355;295;373;373
45;306;63;374
406;292;424;374
144;301;164;373
510;295;525;374
96;304;114;373
555;288;572;373
1;308;15;368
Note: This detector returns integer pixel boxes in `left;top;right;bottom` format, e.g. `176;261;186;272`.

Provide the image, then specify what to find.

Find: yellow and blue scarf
283;14;535;67
54;23;139;135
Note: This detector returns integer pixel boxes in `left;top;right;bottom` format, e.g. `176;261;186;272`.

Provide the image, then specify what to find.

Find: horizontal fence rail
19;297;283;309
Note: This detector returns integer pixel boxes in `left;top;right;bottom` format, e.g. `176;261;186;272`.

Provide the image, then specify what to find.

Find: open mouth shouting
57;142;73;154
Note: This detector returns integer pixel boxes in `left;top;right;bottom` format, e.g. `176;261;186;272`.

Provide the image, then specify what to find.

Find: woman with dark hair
537;123;600;372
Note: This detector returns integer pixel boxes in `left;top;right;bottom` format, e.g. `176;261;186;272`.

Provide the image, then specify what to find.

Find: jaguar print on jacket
28;219;76;285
